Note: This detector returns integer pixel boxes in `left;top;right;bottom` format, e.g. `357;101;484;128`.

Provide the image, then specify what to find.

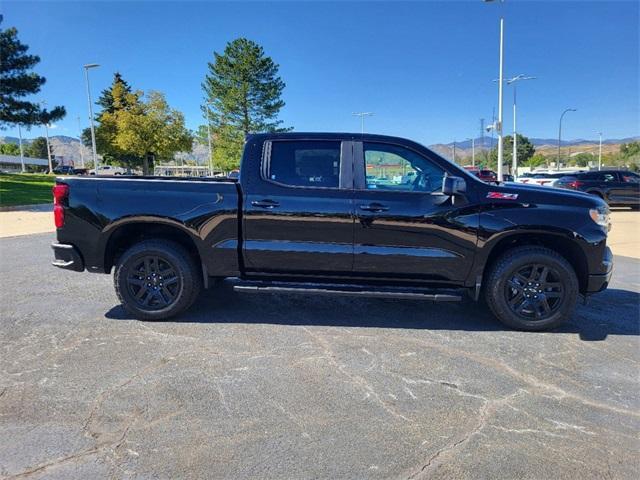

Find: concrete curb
0;203;52;212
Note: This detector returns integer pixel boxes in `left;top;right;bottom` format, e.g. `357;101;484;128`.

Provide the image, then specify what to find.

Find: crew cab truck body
52;133;613;330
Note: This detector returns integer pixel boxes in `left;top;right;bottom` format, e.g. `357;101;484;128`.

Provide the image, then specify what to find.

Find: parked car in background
52;165;75;175
89;165;127;175
227;170;240;180
555;170;640;208
464;167;509;183
516;172;585;187
474;169;497;183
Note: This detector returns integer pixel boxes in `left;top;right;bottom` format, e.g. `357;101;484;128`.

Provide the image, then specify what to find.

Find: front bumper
51;243;84;272
586;246;613;293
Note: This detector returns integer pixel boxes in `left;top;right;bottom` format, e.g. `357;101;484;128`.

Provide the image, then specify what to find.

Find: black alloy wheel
504;264;564;321
485;246;578;331
114;239;202;320
126;255;181;310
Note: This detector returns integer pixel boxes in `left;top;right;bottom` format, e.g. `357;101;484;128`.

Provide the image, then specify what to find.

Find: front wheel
484;246;578;331
114;240;202;320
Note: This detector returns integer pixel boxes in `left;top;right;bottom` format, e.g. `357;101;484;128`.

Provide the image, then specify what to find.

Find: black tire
114;240;202;320
484;246;578;331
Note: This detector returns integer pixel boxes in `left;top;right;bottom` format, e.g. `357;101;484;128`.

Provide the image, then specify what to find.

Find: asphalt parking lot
1;227;639;479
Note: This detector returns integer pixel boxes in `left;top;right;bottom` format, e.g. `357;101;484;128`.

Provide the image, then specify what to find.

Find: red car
475;169;498;183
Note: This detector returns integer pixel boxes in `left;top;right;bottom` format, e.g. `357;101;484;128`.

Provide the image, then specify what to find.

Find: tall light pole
44;121;52;172
484;0;505;180
352;112;374;134
452;139;457;163
597;132;603;170
472;137;476;166
205;101;214;176
17;124;25;173
77;116;85;168
84;63;100;173
506;74;535;177
557;108;576;170
40;101;53;173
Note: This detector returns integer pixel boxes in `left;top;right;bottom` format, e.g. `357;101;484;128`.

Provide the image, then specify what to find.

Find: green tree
113;91;193;174
621;141;640;158
570;152;595;167
0;20;65;128
523;153;548;168
26;136;49;158
82;72;139;167
489;134;535;172
0;142;20;155
203;38;290;169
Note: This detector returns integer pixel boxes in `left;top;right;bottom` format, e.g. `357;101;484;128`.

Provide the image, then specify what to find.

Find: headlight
589;207;610;230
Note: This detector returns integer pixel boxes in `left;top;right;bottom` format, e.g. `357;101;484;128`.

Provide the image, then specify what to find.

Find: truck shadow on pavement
106;282;639;342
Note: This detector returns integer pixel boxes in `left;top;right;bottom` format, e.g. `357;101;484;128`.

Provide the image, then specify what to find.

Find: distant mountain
442;136;640;149
1;134;637;165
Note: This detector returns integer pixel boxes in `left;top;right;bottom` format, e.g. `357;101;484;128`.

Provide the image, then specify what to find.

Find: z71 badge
487;192;519;200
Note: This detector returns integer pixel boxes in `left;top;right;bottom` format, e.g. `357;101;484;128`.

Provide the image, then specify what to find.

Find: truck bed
55;175;242;277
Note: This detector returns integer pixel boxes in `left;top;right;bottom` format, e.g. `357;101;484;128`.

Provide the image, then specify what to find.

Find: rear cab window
266;140;342;188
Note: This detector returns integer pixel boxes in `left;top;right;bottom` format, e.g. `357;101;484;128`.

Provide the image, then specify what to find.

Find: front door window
364;143;445;193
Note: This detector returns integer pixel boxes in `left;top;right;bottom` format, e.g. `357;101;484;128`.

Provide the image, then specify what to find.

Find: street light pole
205;102;214;176
453;140;457;163
512;86;516;175
557;108;576;170
352;112;374;134
472;137;476;166
496;16;505;180
17;124;25;173
77;116;85;168
598;132;603;170
484;0;506;180
83;63;100;173
502;74;536;177
44;121;52;173
40;100;53;173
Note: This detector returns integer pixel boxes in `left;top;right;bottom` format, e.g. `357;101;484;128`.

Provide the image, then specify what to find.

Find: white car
89;165;127;176
516;171;586;187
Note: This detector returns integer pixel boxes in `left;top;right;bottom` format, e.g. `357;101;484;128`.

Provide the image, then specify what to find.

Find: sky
2;0;639;146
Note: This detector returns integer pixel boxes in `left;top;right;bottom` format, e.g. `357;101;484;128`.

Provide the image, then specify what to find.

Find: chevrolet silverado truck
51;133;613;331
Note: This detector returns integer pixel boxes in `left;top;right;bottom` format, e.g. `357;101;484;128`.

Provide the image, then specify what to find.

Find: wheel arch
103;219;203;277
481;231;589;294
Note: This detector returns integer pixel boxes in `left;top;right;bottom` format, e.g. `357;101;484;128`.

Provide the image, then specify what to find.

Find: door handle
251;199;280;209
359;203;389;212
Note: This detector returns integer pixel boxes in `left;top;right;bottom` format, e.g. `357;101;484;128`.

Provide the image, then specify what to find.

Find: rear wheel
484;246;578;331
114;240;202;320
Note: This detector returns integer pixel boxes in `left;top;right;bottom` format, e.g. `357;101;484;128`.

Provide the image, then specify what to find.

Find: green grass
0;173;55;207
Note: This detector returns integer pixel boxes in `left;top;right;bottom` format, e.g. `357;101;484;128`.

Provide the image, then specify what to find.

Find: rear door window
267;141;341;188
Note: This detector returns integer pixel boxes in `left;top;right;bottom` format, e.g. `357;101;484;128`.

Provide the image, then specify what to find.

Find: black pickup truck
51;133;613;330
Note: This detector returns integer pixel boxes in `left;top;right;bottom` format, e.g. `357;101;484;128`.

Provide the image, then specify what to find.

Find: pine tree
96;72;133;115
0;20;65;127
26;137;49;159
202;38;289;169
82;73;140;167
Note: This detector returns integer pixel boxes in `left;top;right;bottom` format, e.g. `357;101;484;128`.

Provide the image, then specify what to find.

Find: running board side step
233;283;462;302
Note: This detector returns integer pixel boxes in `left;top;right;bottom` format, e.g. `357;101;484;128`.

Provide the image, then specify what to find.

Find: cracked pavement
0;232;639;479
